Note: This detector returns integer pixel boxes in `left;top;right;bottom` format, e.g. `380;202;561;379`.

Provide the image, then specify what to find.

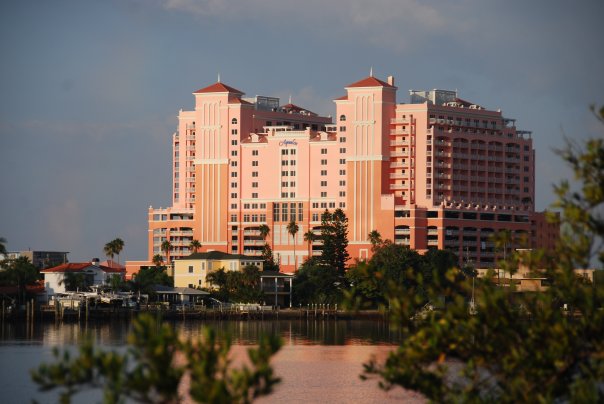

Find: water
0;319;424;403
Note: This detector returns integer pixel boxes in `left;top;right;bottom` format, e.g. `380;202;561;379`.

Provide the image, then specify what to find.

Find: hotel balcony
390;118;410;124
390;172;405;179
390;150;410;157
390;162;405;168
390;183;407;190
390;140;409;146
186;146;195;151
427;239;439;246
394;228;411;235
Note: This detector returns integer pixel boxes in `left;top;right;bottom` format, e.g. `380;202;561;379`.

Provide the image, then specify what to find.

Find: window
188;266;194;273
321;202;327;208
252;182;258;188
329;202;336;208
231;192;237;198
231;140;238;146
321;192;327;197
231;172;237;177
252;203;258;209
251;214;258;222
244;203;250;209
339;180;346;186
252;161;258;166
321;159;327;165
230;204;237;209
260;203;266;209
290;192;296;198
312;213;319;221
321;181;327;186
281;192;288;198
232;118;238;125
339;126;346;132
291;149;296;155
339;202;346;208
340;159;346;164
231;182;237;188
340;148;346;153
339;137;346;143
290;181;295;187
339;191;346;197
281;160;288;166
244;214;250;222
231;161;237;167
339;169;346;175
321;148;327;154
231;150;238;156
252;171;258;177
230;214;237;222
312;202;319;208
282;181;288;187
290;170;295;176
321;170;327;176
252;150;259;156
281;171;288;176
231;129;238;135
339;114;346;121
290;160;296;166
252;193;258;198
281;149;289;155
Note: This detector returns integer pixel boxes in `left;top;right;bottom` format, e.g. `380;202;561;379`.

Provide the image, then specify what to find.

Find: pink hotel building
139;74;558;274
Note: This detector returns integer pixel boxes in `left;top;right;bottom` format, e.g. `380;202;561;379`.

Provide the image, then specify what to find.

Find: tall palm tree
303;230;315;260
258;224;270;242
287;220;299;271
112;238;125;265
103;241;115;264
161;240;172;265
189;239;202;254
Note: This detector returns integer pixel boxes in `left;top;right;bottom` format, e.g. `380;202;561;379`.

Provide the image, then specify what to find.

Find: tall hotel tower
144;75;558;273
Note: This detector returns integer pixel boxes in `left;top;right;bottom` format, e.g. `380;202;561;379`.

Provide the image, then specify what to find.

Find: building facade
145;75;558;272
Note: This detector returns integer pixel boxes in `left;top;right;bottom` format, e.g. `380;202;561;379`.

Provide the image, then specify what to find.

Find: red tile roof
346;76;393;88
41;262;125;274
334;95;348;101
194;82;244;94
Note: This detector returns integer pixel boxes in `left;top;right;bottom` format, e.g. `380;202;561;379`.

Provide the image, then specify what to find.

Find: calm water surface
0;319;424;403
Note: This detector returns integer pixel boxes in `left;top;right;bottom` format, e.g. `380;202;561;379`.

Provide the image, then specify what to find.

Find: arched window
339;115;346;122
231;118;238;125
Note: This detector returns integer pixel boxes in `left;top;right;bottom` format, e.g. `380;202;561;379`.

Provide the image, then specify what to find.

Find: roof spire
217;73;221;83
289;94;292;104
370;66;373;77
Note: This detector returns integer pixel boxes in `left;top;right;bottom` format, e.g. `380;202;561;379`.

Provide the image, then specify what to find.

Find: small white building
41;259;125;296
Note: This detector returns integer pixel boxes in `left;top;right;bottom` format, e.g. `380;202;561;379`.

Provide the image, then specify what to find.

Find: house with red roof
41;259;125;296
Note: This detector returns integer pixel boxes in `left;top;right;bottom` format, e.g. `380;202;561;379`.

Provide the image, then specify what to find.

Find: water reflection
0;318;401;346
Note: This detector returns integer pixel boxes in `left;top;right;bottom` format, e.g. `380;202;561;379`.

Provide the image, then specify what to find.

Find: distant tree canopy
206;265;264;304
0;256;41;303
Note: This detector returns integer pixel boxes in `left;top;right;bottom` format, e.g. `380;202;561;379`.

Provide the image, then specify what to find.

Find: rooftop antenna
288;94;292;104
369;66;373;77
217;73;221;83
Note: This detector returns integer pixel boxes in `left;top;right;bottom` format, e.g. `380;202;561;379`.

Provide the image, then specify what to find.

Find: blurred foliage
31;314;281;403
361;113;604;402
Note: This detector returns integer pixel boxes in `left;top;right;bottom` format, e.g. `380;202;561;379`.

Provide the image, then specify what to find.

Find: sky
1;0;603;263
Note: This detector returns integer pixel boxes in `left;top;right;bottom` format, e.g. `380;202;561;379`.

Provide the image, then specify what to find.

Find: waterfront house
173;251;263;289
41;259;125;297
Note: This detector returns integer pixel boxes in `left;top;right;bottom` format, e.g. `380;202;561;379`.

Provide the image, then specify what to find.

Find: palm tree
160;240;172;265
112;238;125;265
189;239;202;254
152;254;164;267
103;241;115;264
258;224;270;242
368;230;383;251
287;220;299;271
303;230;316;260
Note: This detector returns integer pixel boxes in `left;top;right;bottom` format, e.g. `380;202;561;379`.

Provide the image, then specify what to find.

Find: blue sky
1;0;603;262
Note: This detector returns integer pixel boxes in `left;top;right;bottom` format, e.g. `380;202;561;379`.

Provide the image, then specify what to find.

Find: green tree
206;268;229;302
0;236;7;256
189;239;202;254
152;254;164;267
261;243;279;272
293;258;342;305
361;130;604;402
129;266;173;296
258;224;270;242
1;256;40;303
60;271;89;293
286;220;299;271
367;230;383;252
103;241;115;263
319;209;350;275
112;238;125;266
31;314;281;404
160;240;172;265
303;230;316;260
